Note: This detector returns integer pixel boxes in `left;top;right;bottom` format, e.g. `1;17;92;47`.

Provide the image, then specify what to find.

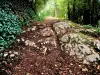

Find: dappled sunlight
38;0;54;18
44;16;59;21
39;0;67;20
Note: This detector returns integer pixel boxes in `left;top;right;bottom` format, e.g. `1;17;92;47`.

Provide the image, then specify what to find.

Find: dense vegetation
41;0;100;26
7;0;49;22
0;3;21;55
67;0;100;26
0;0;48;53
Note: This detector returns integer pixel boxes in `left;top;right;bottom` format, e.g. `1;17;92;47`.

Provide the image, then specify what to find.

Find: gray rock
9;51;12;54
14;52;18;55
27;28;31;31
60;33;100;63
60;34;69;43
25;40;36;46
82;68;88;72
83;60;90;64
10;54;15;58
85;53;100;62
40;27;54;37
94;40;100;50
21;38;25;42
53;22;69;35
23;30;26;33
31;26;36;31
4;53;8;57
60;33;82;43
78;44;92;55
17;39;20;42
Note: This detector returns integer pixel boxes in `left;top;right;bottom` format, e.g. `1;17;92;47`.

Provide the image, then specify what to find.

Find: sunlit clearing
38;0;54;20
38;0;68;20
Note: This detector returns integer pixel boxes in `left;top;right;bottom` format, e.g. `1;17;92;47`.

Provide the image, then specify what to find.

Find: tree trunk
54;0;58;17
68;4;70;20
72;0;76;21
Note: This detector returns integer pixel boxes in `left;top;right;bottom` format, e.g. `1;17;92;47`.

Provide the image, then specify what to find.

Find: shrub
83;25;93;29
97;20;100;27
19;7;41;26
0;7;22;53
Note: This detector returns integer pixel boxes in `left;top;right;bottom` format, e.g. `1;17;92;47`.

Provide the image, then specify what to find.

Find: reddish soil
3;19;100;75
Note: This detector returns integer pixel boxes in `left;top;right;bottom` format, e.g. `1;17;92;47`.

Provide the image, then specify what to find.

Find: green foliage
19;7;41;26
95;28;100;34
41;0;100;25
83;25;94;29
0;7;21;52
97;20;100;27
31;0;48;12
39;13;45;21
26;8;40;21
83;25;100;34
39;10;50;21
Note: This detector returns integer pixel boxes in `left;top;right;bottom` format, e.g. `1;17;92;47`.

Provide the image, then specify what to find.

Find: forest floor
2;18;100;75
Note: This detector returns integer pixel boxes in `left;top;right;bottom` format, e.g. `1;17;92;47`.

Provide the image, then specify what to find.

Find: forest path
13;19;84;75
5;18;100;75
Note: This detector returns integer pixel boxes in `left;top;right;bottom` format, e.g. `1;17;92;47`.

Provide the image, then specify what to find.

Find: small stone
82;68;88;72
69;70;72;73
34;44;37;47
25;40;35;46
21;38;25;42
97;65;100;69
17;39;20;42
55;64;57;67
4;53;8;57
60;34;69;42
42;46;47;55
2;61;7;64
38;39;42;42
83;60;89;64
41;73;44;75
53;22;69;35
70;50;75;56
79;65;82;68
10;54;15;58
45;41;48;44
31;26;36;31
94;40;100;51
70;63;73;66
25;40;29;46
41;43;43;45
23;31;26;33
9;51;12;54
40;27;54;37
26;73;30;75
37;24;41;25
36;47;39;49
43;42;46;44
27;28;31;31
14;52;18;55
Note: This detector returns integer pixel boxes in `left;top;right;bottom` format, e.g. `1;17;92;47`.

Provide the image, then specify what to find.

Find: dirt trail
4;19;100;75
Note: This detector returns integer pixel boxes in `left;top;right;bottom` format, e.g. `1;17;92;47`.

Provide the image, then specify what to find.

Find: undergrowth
83;25;100;34
0;6;21;55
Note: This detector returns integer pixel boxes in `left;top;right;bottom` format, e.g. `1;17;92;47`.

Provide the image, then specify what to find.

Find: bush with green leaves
0;7;22;52
83;25;93;29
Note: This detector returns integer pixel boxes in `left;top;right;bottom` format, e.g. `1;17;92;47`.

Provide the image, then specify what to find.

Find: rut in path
8;19;97;75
